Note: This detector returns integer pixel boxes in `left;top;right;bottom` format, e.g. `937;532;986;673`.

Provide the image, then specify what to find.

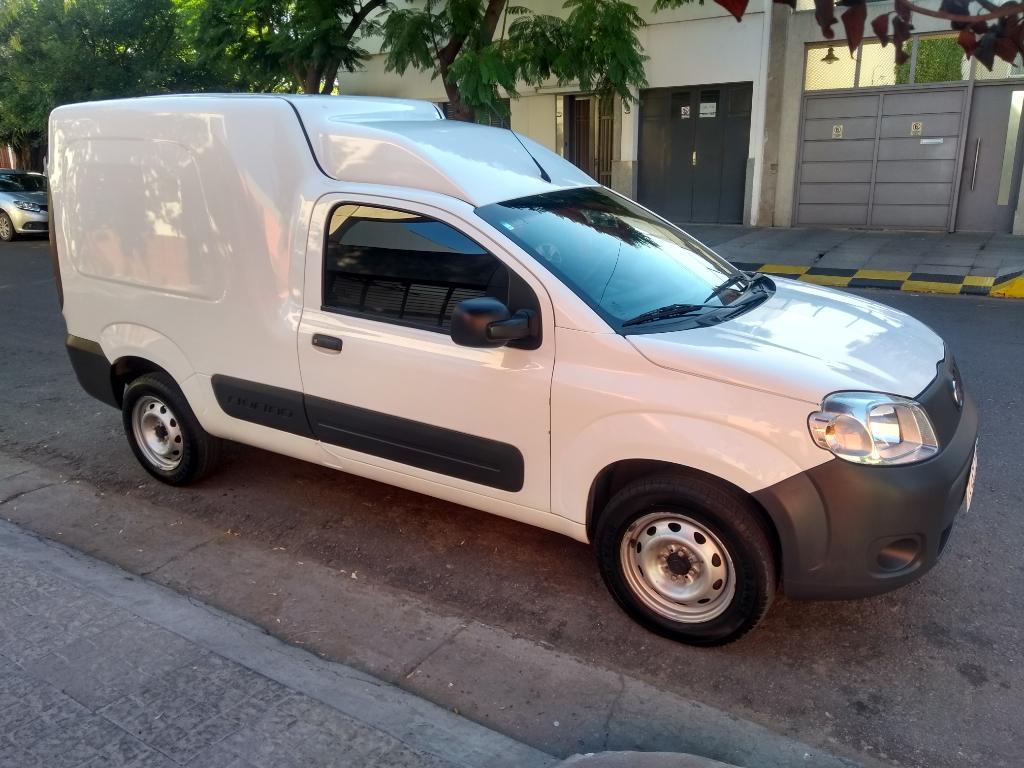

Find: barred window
323;205;507;331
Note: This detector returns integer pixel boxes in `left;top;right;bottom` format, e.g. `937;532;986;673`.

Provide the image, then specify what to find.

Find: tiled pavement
0;559;453;768
0;520;553;768
686;225;1024;297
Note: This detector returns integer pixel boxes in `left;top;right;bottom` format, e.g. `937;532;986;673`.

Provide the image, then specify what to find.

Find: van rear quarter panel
50;97;326;423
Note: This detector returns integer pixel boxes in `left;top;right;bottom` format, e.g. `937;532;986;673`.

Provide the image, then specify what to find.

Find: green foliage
913;37;966;83
448;44;520;108
380;6;444;77
0;0;223;165
189;0;390;94
382;0;647;120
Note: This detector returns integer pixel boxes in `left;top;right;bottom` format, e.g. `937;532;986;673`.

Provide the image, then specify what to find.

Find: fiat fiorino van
49;95;978;645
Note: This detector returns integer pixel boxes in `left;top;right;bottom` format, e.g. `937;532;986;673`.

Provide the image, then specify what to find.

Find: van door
296;196;554;512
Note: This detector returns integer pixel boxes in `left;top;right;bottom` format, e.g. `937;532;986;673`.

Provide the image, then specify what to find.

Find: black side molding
211;375;315;439
210;374;524;492
65;335;118;408
305;395;525;492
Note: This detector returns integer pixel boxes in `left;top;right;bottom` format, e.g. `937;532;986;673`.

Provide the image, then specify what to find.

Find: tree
188;0;391;94
380;0;648;122
654;0;1024;72
0;0;223;169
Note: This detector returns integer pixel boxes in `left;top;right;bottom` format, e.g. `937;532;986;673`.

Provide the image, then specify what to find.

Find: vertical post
613;90;639;198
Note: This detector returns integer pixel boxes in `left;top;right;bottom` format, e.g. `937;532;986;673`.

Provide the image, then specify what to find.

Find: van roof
51;94;596;207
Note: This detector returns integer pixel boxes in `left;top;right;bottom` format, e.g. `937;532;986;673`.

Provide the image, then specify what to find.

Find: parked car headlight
14;201;42;212
808;392;938;465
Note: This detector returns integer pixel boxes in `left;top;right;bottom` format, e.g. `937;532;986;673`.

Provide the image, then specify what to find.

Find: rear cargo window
323;205;508;331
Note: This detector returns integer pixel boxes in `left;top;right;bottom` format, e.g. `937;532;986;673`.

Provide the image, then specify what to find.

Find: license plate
963;443;978;513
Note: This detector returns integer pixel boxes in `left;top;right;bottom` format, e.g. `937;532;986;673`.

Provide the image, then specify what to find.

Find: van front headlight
808;392;938;465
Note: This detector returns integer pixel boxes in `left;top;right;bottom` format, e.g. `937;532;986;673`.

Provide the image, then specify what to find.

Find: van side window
323;205;508;331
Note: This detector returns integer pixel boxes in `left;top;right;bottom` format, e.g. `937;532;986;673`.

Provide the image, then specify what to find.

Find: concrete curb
730;261;1024;298
559;752;737;767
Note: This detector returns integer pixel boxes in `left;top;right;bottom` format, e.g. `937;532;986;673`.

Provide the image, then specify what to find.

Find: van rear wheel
122;372;222;485
594;473;775;646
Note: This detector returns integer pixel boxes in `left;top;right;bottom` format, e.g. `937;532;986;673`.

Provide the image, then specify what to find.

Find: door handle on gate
970;138;981;192
312;334;343;353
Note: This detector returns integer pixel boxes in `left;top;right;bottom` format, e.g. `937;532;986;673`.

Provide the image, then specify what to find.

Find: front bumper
8;205;49;233
755;356;979;600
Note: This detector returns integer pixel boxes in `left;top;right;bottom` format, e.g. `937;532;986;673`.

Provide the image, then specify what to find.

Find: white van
50;95;978;645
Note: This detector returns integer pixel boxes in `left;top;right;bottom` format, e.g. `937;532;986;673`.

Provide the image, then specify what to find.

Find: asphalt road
2;238;1022;767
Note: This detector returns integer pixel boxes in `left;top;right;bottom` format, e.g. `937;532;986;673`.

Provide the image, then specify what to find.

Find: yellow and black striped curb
731;262;1024;298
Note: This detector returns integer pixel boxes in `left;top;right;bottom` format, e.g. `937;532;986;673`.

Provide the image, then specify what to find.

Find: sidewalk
0;517;554;768
686;225;1024;298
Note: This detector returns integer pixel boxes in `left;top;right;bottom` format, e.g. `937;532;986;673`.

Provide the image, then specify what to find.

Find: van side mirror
450;297;536;348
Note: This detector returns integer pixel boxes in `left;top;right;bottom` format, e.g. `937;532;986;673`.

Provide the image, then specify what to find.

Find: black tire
593;473;776;646
121;372;222;485
0;211;16;241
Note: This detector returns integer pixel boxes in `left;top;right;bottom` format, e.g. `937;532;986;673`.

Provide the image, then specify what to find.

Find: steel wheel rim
131;395;184;471
0;215;11;239
619;510;736;623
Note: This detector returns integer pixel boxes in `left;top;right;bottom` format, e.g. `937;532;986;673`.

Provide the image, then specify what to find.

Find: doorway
637;82;752;224
955;84;1024;232
564;95;614;187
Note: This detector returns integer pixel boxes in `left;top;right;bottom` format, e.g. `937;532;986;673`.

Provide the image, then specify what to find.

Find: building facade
340;0;1024;234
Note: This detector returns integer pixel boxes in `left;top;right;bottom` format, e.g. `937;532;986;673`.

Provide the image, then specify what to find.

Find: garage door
796;88;966;229
638;83;753;225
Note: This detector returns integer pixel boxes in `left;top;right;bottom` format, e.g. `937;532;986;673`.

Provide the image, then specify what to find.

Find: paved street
2;237;1023;767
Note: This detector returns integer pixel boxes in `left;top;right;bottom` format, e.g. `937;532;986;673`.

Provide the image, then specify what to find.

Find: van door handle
312;334;343;353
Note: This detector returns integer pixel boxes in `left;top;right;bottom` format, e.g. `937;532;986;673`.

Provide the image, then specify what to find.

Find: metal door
796;87;965;229
955;84;1024;232
566;96;614;186
569;97;595;178
637;83;752;224
638;90;693;223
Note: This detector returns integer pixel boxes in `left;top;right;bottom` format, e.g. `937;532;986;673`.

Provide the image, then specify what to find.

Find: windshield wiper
702;272;752;303
621;303;713;327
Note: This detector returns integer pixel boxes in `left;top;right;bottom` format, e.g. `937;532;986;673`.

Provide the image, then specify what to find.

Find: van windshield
0;173;47;193
476;187;756;330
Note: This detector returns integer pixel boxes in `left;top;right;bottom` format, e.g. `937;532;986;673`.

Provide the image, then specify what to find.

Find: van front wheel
594;474;775;646
122;372;222;485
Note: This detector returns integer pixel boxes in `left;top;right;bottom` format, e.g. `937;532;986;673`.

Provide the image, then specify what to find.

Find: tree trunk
302;64;323;94
14;143;40;171
479;0;508;43
442;80;475;121
436;0;509;122
320;57;341;94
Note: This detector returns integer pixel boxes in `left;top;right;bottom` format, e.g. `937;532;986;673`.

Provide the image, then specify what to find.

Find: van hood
628;278;945;405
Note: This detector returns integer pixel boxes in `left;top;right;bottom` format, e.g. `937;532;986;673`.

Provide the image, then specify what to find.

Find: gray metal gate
795;87;966;229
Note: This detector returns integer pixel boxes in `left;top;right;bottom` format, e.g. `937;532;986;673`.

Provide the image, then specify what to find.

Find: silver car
0;169;48;241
